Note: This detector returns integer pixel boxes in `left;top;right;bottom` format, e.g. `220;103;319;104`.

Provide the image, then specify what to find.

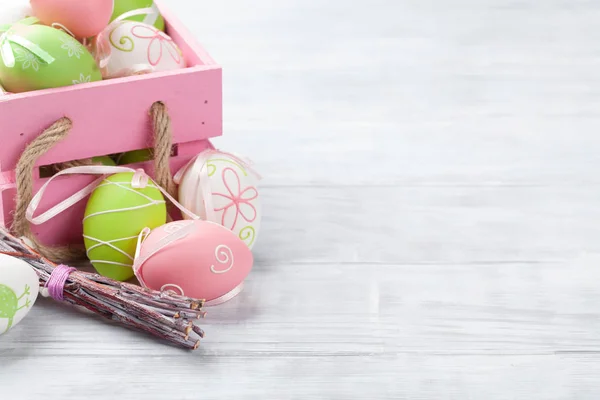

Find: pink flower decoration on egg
131;24;182;66
213;168;259;230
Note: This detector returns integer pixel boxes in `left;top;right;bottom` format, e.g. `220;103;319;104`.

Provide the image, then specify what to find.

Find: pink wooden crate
0;2;222;247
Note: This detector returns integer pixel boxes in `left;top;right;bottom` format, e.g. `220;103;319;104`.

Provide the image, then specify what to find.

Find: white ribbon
0;17;54;69
133;220;195;275
173;150;262;224
50;22;76;39
143;3;161;26
0;32;14;67
26;165;199;226
174;152;217;222
204;282;245;307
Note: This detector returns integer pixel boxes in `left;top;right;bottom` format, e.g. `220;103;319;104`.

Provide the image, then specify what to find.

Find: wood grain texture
3;0;600;398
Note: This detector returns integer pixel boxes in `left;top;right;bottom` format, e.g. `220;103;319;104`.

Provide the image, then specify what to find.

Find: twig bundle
0;227;205;349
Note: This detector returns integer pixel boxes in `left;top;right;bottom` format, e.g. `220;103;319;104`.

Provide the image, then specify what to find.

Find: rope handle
11;101;175;263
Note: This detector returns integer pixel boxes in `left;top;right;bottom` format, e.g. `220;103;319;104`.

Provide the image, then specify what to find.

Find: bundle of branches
0;227;206;349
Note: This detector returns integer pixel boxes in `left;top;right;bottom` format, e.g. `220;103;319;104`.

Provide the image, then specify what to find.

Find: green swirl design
207;163;217;177
109;25;134;52
207;158;248;176
239;226;256;247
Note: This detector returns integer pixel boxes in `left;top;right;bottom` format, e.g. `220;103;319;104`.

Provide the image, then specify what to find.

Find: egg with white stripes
83;172;167;281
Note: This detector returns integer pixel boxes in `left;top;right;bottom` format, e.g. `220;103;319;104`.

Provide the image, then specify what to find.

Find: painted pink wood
0;7;222;173
0;140;213;246
0;3;222;248
0;65;222;173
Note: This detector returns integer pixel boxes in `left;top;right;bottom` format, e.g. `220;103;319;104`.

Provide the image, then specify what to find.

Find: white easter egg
97;20;186;79
0;254;39;335
0;2;32;27
178;152;262;249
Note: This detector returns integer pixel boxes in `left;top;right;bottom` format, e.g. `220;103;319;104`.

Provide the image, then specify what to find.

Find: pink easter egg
133;220;254;302
30;0;114;38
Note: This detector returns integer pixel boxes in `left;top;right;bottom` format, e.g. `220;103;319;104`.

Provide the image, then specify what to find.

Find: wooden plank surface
3;0;600;398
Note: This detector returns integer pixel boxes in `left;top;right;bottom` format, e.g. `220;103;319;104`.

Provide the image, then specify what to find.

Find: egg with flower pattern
177;151;262;249
94;20;186;79
0;21;101;93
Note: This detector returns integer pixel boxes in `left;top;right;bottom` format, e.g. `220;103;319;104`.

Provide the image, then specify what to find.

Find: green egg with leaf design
0;21;101;93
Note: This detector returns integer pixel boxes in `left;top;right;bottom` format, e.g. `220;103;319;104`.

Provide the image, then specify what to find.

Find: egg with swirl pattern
133;220;254;303
176;151;262;249
93;20;186;79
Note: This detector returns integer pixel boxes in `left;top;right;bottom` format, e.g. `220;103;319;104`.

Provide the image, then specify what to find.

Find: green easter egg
71;156;116;166
0;23;101;93
117;149;153;165
110;0;165;31
83;172;167;281
0;16;37;32
92;156;117;166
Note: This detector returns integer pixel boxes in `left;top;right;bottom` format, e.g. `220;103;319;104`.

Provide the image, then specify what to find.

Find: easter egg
116;149;153;165
110;0;164;31
95;20;185;79
178;152;262;249
1;1;31;19
0;1;33;27
29;0;113;38
92;156;117;166
134;220;254;302
0;23;101;93
70;156;116;166
0;254;39;335
83;172;167;281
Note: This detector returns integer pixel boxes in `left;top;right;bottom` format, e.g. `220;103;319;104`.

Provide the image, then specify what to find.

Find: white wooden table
3;0;600;398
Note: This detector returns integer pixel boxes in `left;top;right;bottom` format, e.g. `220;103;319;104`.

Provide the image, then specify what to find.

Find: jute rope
150;102;176;198
52;158;96;173
11;102;175;263
12;118;86;262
